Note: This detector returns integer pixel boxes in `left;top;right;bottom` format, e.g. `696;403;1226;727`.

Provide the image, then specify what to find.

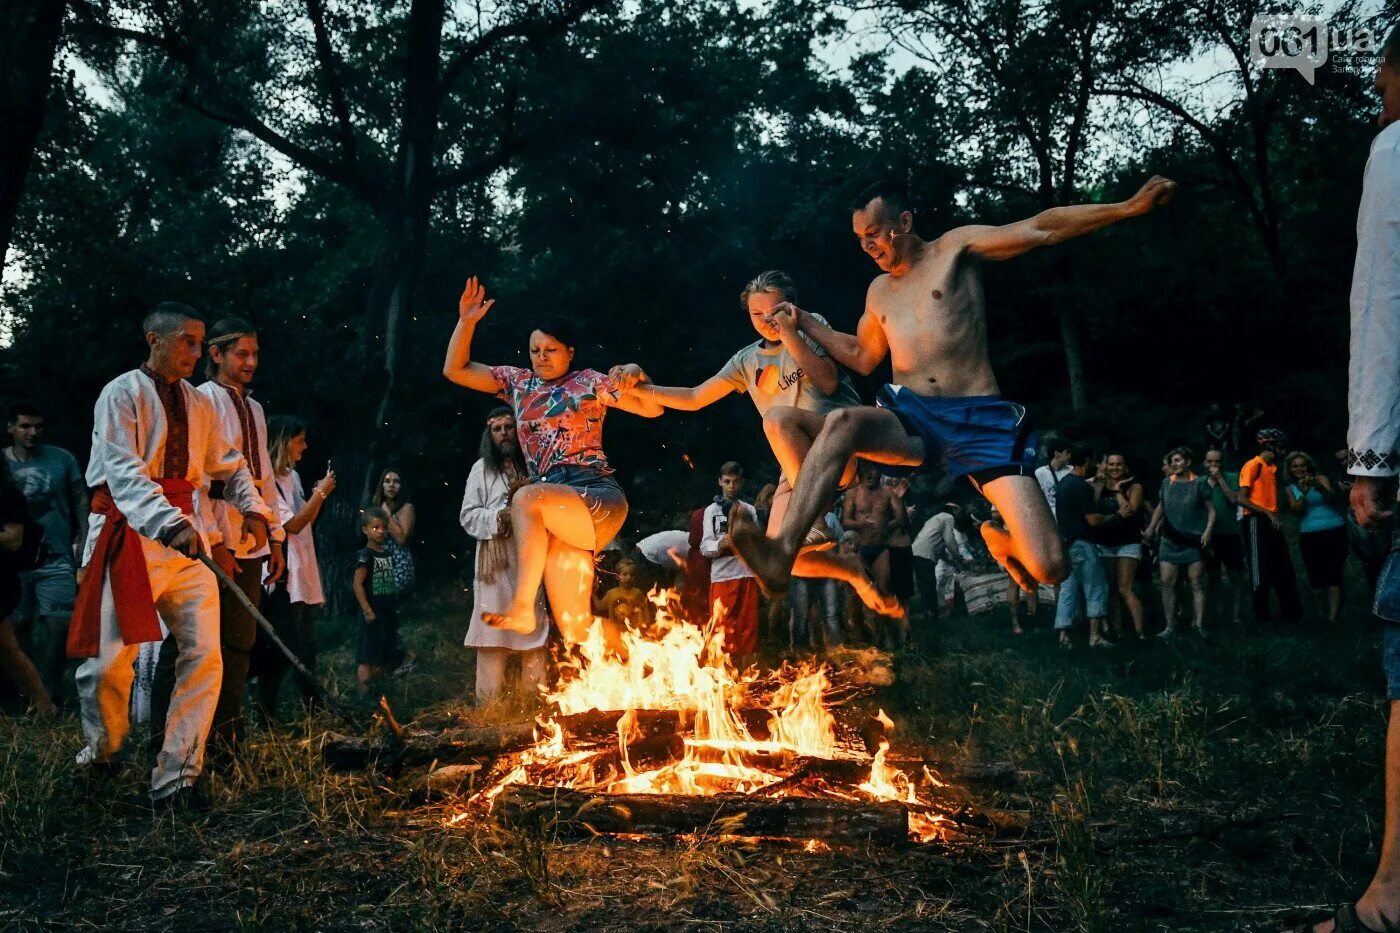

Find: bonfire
433;590;980;847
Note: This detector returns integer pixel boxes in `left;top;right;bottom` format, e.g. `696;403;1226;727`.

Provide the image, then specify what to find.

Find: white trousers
75;537;221;799
474;647;547;705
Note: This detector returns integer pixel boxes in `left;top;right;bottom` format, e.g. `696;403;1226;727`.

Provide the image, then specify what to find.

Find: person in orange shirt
1237;428;1303;625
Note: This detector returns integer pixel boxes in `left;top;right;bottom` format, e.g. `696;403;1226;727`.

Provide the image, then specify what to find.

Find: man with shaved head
70;303;274;810
729;175;1176;599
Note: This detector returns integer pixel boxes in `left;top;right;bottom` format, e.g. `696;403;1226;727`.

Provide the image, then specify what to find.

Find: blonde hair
1285;450;1318;476
739;270;798;311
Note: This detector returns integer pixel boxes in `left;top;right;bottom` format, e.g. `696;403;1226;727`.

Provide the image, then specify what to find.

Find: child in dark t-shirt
353;507;403;694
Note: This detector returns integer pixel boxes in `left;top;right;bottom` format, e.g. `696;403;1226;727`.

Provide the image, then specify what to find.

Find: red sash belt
66;480;195;659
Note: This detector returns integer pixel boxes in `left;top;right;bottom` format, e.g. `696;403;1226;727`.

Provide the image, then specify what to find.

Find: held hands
607;363;647;392
459;276;495;325
766;301;803;336
1125;176;1177;216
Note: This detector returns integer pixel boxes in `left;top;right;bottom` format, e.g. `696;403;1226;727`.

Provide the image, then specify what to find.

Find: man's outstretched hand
1352;475;1397;529
459;276;495;324
1124;176;1177;216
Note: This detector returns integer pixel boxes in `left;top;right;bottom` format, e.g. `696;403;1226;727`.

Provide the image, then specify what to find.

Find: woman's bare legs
1113;558;1145;638
542;536;597;646
485;483;597;637
1159;562;1181;633
1186;561;1208;630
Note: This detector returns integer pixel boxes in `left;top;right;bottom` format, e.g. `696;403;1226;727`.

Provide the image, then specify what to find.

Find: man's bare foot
483;604;538;635
981;523;1036;592
729;507;793;596
851;574;905;619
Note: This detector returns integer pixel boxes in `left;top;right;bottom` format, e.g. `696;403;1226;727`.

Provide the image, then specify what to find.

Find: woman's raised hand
459;276;495;324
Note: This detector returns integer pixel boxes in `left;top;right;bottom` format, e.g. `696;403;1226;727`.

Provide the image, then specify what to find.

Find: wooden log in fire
496;784;909;846
322;721;538;771
554;708;773;741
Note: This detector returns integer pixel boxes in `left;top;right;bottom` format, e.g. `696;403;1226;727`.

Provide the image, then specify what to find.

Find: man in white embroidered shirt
71;304;273;808
150;317;286;765
1311;25;1400;933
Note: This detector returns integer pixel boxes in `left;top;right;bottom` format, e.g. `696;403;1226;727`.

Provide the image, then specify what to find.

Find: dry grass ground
0;585;1390;931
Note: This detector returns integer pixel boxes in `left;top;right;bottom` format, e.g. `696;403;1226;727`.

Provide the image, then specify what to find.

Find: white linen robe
459;458;549;650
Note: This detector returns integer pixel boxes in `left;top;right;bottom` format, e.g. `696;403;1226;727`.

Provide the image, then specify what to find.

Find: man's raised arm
952;176;1176;262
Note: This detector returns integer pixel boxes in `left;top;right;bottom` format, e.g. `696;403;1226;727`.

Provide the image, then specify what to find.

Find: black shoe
153;783;213;813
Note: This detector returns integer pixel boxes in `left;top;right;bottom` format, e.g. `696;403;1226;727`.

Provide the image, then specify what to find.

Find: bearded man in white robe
460;407;549;703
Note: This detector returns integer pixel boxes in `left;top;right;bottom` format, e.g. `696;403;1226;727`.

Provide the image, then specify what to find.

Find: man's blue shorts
875;386;1038;486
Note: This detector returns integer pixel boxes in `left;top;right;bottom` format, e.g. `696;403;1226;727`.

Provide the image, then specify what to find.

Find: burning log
496;785;909;846
322;721;538;771
554;708;773;742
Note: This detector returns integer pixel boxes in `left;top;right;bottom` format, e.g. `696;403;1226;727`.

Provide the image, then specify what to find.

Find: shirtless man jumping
730;176;1176;594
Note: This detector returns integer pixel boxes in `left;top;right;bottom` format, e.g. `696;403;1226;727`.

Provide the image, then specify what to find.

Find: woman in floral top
443;277;662;643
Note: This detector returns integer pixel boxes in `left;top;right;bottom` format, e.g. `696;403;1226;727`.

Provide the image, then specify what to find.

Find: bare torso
847;485;893;547
867;236;998;398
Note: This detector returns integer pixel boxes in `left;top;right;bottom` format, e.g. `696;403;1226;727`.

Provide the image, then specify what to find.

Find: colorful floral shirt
491;366;617;478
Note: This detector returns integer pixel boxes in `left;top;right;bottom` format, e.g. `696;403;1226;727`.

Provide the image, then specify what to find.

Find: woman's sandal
1290;903;1394;933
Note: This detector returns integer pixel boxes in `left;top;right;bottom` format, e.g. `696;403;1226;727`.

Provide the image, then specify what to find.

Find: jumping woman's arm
606;390;666;419
443;276;503;394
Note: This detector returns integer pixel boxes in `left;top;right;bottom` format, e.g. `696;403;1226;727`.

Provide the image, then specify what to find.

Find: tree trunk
1057;300;1088;413
0;0;66;262
358;0;443;501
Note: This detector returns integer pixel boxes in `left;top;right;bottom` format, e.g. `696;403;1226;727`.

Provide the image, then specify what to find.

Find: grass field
0;584;1390;931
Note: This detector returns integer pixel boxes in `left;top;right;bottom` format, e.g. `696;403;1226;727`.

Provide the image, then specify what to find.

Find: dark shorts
875;387;1037;486
1208;533;1244;572
540;466;629;552
859;544;889;566
357;596;402;667
1299;526;1349;588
